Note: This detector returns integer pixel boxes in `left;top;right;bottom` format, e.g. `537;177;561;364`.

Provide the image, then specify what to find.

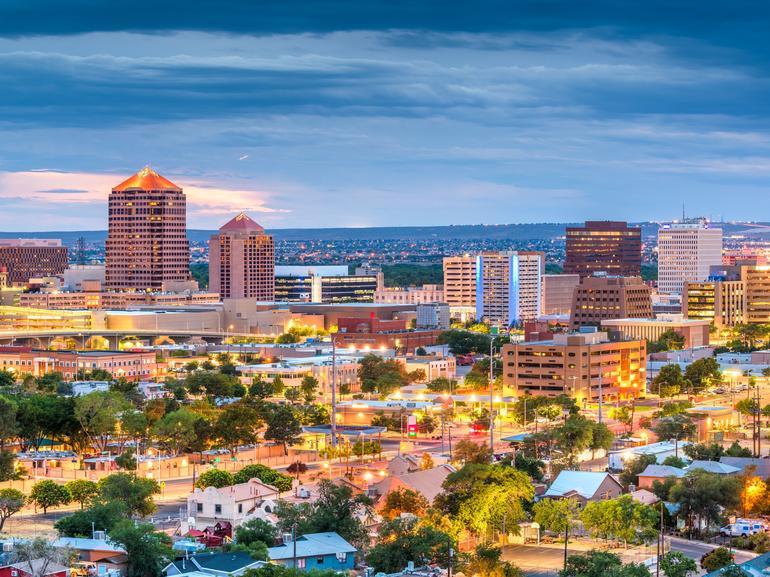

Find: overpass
0;329;256;349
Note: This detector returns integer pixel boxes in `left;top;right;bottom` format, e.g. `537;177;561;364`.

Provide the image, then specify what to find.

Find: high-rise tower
105;167;191;291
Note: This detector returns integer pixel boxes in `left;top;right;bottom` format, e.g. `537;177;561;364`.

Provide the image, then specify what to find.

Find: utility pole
331;335;338;448
489;336;495;459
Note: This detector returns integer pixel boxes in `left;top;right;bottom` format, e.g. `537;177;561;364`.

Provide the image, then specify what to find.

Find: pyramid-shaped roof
112;166;182;192
219;212;265;234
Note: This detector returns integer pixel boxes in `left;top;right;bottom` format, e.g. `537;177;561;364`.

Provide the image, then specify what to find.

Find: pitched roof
194;478;279;503
719;457;770;478
168;551;265;573
687;460;740;475
267;532;357;561
112;166;181;192
371;464;456;505
9;559;69;575
219;212;265;234
704;551;770;577
630;489;660;505
638;464;686;479
543;471;620;499
51;537;126;554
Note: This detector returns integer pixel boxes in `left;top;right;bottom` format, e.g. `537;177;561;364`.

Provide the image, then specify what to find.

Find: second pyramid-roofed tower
209;212;275;300
105;167;192;291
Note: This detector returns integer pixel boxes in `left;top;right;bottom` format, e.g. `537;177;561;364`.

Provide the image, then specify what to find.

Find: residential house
542;471;623;506
52;537;127;576
164;551;266;576
629;489;659;506
267;532;356;572
607;441;690;472
0;560;68;577
386;455;422;476
187;478;280;531
686;461;740;475
719;457;770;478
637;465;685;490
368;464;456;509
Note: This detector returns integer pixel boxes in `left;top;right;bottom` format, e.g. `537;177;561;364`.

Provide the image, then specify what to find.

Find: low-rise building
402;356;456;382
0;347;158;381
236;356;360;398
187;478;280;531
369;464;456;508
267;532;357;572
415;303;450;330
375;284;444;305
165;551;266;576
542;471;623;505
601;315;710;348
637;464;686;490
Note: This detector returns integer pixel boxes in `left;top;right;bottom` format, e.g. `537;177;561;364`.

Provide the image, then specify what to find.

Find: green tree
65;480;98;509
453;439;492;464
619;454;658;489
367;517;454;573
250;379;274;398
560;550;650;577
683;442;724;461
12;537;73;577
684;357;722;392
427;377;454;393
580;496;657;545
381;488;430;520
662;455;687;469
98;473;160;517
264;404;302;455
462;544;524;577
196;469;234;489
700;548;734;572
589;421;615;459
0;397;18;450
185;370;235;398
533;498;580;568
110;519;172;577
115;448;138;471
650;364;688;398
650;330;686;353
54;501;127;537
652;414;696;457
29;480;71;513
74;391;131;453
555;414;595;467
0;371;15;390
151;409;201;455
659;551;697;577
300;376;319;403
0;488;24;531
215;402;264;454
236;518;279;547
670;470;741;534
233;464;293;492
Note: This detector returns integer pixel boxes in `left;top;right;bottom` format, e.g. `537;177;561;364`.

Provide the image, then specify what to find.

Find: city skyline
3;2;770;229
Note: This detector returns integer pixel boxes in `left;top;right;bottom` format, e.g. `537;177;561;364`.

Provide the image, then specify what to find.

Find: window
196;503;202;513
297;559;306;569
215;504;222;514
238;503;243;513
317;557;325;564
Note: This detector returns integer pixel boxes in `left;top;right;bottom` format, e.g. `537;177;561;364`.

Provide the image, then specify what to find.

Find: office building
0;239;68;285
0;347;158;381
569;274;652;329
209;213;275;301
657;219;723;294
375;284;443;304
442;255;477;320
564;221;642;278
475;251;544;328
742;265;770;324
416;302;451;330
542;274;580;315
684;280;744;328
105;167;192;291
601;315;710;348
502;330;646;402
274;266;377;303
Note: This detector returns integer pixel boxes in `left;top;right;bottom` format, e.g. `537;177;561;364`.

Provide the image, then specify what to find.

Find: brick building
0;239;68;285
570;274;652;329
564;221;641;278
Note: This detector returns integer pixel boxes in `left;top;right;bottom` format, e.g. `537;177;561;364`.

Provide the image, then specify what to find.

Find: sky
2;1;770;230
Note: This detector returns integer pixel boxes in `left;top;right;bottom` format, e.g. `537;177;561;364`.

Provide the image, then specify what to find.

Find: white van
720;519;768;536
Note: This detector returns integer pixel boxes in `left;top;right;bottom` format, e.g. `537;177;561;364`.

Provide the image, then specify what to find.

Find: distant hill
0;221;767;244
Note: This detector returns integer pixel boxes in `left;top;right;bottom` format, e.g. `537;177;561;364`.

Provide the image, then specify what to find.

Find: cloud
36;188;89;194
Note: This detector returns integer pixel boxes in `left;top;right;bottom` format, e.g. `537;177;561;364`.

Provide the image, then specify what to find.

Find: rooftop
543;470;619;499
112;166;181;192
638;464;686;478
219;212;265;234
267;532;357;561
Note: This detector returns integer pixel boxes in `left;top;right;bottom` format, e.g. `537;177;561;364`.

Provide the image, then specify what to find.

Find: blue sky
1;0;770;230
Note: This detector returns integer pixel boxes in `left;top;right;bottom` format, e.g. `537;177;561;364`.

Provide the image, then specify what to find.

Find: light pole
331;335;338;448
489;336;494;456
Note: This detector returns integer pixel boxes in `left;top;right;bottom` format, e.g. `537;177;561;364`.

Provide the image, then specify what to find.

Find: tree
233;464;293;492
461;544;524;577
427;377;454;393
300;376;319;403
619;454;658;489
215;402;264;454
435;463;534;538
74;391;130;453
98;473;160;517
580;496;657;546
110;519;172;577
659;551;697;577
115;448;138;472
65;480;98;509
367;517;454;573
700;548;734;572
29;480;71;513
453;439;493;464
533;498;580;568
54;501;127;537
12;537;73;577
381;488;430;520
0;488;24;531
739;469;767;516
0;370;15;390
264;405;302;455
151;409;200;455
560;550;650;577
650;364;688;398
684;357;722;393
652;415;696;457
185;370;236;398
683;442;725;461
555;414;595;467
662;455;687;469
421;453;434;470
196;469;234;489
589;422;614;459
358;354;408;396
670;470;740;535
17;394;79;452
0;397;18;450
649;330;686;353
275;479;372;550
512;453;546;482
236;518;279;547
250;379;274;399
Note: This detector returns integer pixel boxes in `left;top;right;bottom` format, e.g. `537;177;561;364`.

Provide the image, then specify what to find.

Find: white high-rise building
443;255;477;321
657;219;722;295
475;251;544;328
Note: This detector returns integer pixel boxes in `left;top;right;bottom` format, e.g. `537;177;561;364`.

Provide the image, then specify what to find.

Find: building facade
657;220;723;294
569;274;652;329
442;255;477;320
105;167;192;291
475;251;544;328
209;213;275;301
415;302;450;330
374;284;444;304
683;280;744;327
275;266;378;303
502;331;646;402
600;316;710;348
542;274;580;316
0;347;158;381
742;265;770;324
564;221;642;278
0;239;68;286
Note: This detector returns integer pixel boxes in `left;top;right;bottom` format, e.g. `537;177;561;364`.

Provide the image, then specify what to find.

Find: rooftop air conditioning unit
93;530;106;540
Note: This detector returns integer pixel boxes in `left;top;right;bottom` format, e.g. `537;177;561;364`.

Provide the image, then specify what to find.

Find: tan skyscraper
105;167;192;291
209;213;275;300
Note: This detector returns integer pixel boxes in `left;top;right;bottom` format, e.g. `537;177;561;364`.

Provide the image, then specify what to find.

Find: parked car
720;519;768;536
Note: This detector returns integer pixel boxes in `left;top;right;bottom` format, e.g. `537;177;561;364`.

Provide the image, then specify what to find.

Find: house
637;465;685;490
267;532;356;572
0;560;68;577
542;471;623;506
704;550;770;577
187;478;280;530
164;551;266;576
719;457;770;478
629;489;659;506
368;464;456;508
607;441;690;472
52;537;127;576
686;460;740;475
386;455;422;476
